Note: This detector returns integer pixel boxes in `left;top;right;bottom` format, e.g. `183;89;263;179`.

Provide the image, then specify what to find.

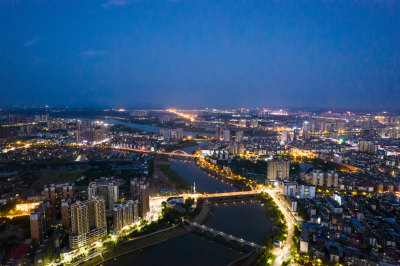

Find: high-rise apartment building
87;179;119;212
30;202;50;243
69;197;107;248
303;130;310;140
282;181;297;197
160;128;184;141
61;199;70;231
139;183;150;217
358;141;378;153
44;183;74;222
223;129;230;142
113;200;139;231
311;172;318;186
34;114;49;123
130;179;140;201
77;127;108;143
176;128;183;140
229;142;245;155
318;173;324;187
215;126;222;141
298;185;316;199
159;115;175;123
8;114;21;123
267;160;290;180
130;178;150;217
325;171;339;188
333;173;339;188
293;129;300;141
326;172;333;188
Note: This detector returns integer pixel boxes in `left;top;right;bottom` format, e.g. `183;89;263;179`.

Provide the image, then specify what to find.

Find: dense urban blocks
0;108;399;265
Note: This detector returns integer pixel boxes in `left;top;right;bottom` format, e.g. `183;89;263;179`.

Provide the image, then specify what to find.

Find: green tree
184;197;195;211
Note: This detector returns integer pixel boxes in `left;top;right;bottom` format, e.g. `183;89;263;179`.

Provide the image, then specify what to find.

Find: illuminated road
3;214;29;219
151;190;259;203
193;156;296;265
166;109;197;121
263;188;295;266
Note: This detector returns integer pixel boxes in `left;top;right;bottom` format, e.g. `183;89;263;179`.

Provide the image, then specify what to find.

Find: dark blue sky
1;0;399;109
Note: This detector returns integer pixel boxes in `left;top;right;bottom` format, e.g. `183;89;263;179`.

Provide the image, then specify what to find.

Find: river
119;159;271;265
108;200;271;266
102;122;272;266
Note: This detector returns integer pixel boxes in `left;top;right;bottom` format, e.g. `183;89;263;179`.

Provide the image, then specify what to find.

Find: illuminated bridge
200;190;259;198
112;146;198;158
151;190;260;202
184;219;262;250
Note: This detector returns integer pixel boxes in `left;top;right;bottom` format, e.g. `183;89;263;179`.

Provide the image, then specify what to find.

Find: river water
108;200;272;266
109;168;273;265
96;121;272;265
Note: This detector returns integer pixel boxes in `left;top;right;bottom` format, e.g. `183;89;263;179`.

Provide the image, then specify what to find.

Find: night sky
1;0;399;109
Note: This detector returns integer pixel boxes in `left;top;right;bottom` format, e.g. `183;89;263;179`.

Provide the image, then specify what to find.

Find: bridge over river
113;145;199;157
151;190;260;202
184;219;263;250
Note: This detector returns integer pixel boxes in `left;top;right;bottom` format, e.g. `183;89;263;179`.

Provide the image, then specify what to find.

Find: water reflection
169;160;236;194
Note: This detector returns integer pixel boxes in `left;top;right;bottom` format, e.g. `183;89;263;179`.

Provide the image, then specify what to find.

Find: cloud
101;0;131;9
81;50;106;56
24;36;43;47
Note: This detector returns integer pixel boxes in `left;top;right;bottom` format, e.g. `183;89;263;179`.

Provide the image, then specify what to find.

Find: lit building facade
113;200;139;231
87;179;119;212
69;197;107;249
30;202;51;243
267;160;290;180
130;178;150;217
44;183;74;222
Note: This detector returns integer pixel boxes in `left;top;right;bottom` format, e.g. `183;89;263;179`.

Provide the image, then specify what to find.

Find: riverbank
194;201;211;224
229;249;261;266
93;200;272;266
196;162;249;190
82;200;213;266
189;158;287;266
86;225;189;266
151;155;191;193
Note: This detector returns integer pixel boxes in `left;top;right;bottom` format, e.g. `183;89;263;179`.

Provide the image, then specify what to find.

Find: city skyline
1;107;400;265
1;1;400;265
1;0;399;109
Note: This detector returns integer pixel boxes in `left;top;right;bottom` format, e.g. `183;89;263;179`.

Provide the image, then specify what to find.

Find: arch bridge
170;150;189;155
168;150;197;157
112;146;198;157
